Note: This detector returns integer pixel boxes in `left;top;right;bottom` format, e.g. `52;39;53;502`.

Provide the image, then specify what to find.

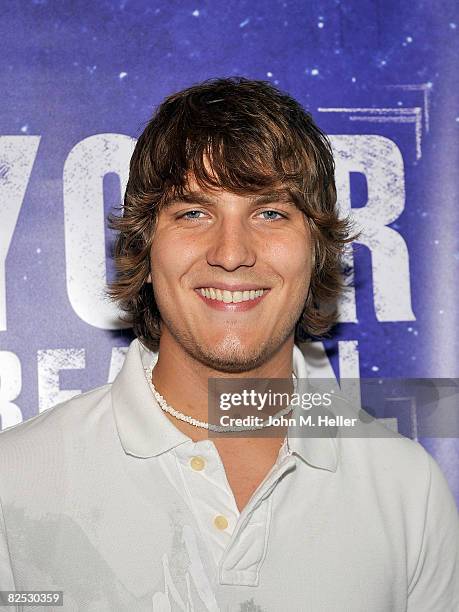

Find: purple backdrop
0;1;457;503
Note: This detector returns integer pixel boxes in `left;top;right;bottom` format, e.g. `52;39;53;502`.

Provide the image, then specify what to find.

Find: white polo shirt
0;338;457;611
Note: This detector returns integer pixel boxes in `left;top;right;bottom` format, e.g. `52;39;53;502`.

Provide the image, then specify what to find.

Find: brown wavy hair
108;77;360;351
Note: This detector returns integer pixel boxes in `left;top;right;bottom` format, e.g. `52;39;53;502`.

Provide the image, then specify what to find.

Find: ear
146;273;152;283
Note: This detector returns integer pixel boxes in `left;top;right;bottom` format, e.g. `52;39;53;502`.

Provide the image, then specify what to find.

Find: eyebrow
164;190;296;208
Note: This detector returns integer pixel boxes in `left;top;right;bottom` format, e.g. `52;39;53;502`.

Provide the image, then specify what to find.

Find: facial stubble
155;288;309;374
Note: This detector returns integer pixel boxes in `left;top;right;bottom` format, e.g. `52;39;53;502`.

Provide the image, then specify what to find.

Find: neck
151;330;295;442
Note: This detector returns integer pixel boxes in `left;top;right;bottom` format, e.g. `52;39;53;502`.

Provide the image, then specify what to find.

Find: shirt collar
111;338;338;472
289;344;339;472
111;338;189;458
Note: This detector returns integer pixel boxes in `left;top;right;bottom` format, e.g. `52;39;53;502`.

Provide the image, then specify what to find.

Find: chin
190;336;277;373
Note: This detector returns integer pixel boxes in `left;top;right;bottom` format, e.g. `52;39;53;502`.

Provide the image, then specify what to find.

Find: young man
0;78;457;611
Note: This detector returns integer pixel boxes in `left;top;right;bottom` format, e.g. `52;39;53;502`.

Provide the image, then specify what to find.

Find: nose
206;216;256;271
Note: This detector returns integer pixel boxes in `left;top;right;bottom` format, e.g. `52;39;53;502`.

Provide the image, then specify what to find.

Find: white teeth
199;288;265;303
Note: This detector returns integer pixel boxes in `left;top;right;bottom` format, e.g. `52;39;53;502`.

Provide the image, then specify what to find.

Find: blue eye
181;210;204;219
260;210;285;221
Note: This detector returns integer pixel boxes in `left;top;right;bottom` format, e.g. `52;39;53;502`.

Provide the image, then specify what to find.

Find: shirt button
214;515;229;531
190;456;206;471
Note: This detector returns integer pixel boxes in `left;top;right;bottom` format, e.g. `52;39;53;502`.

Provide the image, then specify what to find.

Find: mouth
194;286;271;310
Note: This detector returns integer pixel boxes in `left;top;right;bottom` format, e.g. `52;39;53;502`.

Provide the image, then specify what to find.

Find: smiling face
148;179;313;373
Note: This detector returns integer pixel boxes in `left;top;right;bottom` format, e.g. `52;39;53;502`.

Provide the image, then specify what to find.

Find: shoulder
0;383;112;461
337;425;435;485
354;437;458;607
328;402;433;484
0;383;119;520
336;428;457;523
